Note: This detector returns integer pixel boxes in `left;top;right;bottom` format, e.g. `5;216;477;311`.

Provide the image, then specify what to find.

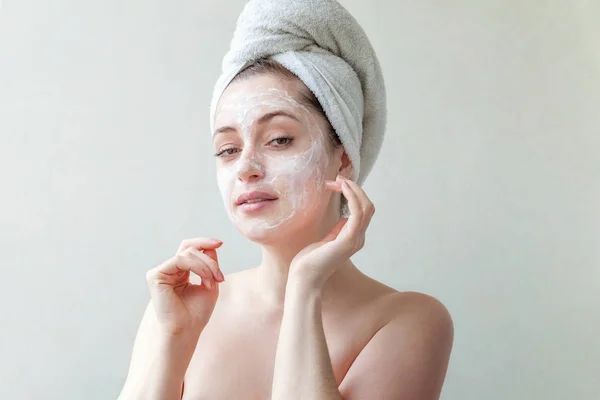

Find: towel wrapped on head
210;0;387;186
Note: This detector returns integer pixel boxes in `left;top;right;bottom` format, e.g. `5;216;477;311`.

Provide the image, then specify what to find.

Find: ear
338;150;355;179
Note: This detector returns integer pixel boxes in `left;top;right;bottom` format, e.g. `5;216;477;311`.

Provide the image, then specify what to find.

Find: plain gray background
1;1;599;399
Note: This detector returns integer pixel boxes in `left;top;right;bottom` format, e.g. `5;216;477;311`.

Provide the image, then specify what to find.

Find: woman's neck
252;210;356;308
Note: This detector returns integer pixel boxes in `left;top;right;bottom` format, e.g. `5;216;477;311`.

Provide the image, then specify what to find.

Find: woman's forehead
217;74;312;111
220;89;304;111
214;89;319;136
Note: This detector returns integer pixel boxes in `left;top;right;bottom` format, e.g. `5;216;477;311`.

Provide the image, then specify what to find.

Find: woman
119;1;453;399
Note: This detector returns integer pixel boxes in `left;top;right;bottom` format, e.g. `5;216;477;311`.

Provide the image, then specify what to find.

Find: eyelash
214;136;294;159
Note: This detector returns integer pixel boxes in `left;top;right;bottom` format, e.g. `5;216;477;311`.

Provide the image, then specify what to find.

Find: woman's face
213;73;340;242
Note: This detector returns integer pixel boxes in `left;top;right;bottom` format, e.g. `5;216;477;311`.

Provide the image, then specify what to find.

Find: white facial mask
214;85;331;234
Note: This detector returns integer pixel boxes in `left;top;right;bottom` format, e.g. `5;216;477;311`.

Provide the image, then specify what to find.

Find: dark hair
230;58;343;151
230;58;348;216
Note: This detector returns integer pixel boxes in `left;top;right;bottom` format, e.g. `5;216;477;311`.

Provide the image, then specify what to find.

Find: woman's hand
289;175;375;290
145;237;225;338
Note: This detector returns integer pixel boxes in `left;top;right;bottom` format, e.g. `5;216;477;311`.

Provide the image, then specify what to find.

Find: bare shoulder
355;273;453;333
384;290;455;356
337;285;454;399
392;291;453;317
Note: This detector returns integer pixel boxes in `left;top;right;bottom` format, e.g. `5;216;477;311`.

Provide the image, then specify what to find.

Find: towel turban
209;0;387;186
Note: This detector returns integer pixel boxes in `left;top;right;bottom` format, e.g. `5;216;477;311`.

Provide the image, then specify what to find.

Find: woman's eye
215;147;240;158
215;137;293;158
269;137;294;147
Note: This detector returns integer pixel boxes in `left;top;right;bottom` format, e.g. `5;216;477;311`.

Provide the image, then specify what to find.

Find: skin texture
213;77;339;243
118;73;454;400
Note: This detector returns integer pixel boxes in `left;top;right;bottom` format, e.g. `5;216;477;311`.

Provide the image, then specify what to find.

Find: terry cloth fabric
209;0;387;186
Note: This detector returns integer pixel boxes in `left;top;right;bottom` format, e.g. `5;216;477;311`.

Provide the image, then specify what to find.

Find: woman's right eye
214;147;240;158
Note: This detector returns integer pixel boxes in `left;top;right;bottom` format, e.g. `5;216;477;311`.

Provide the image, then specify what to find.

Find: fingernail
211;238;223;244
217;270;225;281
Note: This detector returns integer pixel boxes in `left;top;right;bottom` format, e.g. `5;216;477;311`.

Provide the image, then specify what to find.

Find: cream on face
213;83;331;236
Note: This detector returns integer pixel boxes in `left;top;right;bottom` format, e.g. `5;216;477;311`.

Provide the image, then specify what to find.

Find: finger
202;249;224;281
147;251;214;289
183;249;216;289
177;237;223;254
340;179;363;238
188;247;224;283
342;179;376;229
203;248;219;264
324;180;343;192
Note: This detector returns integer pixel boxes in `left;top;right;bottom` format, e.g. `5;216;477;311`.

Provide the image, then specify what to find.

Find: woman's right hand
145;237;225;338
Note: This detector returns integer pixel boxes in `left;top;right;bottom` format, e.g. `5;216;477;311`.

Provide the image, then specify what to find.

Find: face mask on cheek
271;142;327;216
217;144;329;233
214;87;332;232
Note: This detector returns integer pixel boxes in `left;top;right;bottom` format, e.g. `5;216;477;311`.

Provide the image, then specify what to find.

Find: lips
236;191;279;206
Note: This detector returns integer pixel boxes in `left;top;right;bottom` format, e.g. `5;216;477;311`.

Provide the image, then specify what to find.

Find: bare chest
181;308;380;400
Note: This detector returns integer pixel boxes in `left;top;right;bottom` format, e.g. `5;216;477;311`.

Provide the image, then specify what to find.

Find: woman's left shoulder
385;290;454;332
355;274;452;327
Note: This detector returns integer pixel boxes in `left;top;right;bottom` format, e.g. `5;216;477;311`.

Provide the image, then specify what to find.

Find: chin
234;218;297;245
233;209;320;246
239;227;289;245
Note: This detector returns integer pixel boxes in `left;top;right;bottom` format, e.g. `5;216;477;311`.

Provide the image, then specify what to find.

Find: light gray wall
1;1;598;399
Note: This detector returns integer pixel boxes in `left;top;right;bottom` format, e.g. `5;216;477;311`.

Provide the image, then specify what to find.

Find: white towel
209;0;387;186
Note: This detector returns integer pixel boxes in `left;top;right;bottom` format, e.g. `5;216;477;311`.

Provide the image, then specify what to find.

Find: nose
236;147;265;183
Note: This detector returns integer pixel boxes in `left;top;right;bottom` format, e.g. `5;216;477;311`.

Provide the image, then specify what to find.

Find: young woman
118;1;453;399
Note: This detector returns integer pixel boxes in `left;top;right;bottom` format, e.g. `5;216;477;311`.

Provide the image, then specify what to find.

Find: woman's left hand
288;175;376;290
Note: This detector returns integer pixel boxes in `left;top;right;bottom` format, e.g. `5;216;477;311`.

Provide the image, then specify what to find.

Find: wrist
158;327;201;349
285;276;323;299
159;316;207;338
153;332;200;379
288;266;327;290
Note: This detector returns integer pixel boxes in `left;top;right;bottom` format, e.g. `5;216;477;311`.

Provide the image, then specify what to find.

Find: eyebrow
214;110;301;136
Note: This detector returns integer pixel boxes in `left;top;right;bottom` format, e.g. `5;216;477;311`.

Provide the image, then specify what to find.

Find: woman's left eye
269;137;294;147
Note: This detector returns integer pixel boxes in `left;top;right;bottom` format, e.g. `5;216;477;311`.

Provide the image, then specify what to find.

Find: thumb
322;218;348;243
203;248;219;263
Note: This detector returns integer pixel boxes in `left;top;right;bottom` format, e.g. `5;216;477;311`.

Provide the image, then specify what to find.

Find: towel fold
210;0;387;186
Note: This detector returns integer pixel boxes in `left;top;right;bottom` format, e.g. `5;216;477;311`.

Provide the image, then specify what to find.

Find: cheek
216;167;235;204
268;144;329;202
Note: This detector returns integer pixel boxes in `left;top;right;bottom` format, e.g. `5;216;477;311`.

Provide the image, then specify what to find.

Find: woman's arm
270;177;372;400
271;280;343;400
117;301;203;400
271;283;454;400
119;238;223;399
